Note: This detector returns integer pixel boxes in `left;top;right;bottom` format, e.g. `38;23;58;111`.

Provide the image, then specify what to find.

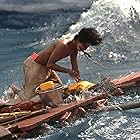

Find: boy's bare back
35;38;77;67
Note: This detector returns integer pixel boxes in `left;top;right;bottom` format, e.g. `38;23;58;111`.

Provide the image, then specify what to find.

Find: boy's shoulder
59;36;73;45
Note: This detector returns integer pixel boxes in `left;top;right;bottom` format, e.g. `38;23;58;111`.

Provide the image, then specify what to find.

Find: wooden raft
0;126;12;140
8;92;108;132
112;71;140;88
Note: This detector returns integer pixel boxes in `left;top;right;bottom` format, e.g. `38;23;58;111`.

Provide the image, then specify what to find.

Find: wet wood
0;126;12;140
0;116;16;124
112;71;140;88
1;109;46;126
0;101;42;113
10;93;108;132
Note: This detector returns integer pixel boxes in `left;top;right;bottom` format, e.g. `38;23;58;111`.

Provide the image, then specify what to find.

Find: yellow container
40;81;54;91
67;81;95;92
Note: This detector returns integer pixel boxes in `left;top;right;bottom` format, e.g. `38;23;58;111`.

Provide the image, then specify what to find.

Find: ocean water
0;0;140;139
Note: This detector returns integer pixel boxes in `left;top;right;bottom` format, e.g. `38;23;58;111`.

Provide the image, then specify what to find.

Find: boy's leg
22;57;47;100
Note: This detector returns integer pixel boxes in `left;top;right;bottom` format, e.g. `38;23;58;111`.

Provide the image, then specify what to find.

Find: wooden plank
13;93;108;132
112;71;140;87
0;116;16;124
0;101;42;113
1;109;45;126
0;126;12;140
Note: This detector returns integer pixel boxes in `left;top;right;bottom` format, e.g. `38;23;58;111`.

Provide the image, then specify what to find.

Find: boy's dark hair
74;28;102;46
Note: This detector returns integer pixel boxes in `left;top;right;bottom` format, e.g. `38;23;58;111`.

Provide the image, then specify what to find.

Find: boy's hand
68;69;81;82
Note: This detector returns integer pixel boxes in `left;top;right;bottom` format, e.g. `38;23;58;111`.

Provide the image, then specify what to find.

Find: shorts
20;55;62;101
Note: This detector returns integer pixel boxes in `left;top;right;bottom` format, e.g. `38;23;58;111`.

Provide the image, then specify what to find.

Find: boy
12;27;102;101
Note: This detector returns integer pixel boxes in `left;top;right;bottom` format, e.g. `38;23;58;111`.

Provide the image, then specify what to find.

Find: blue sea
0;0;140;139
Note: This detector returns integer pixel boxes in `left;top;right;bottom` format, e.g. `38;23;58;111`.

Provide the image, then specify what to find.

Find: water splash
0;0;91;12
66;0;140;63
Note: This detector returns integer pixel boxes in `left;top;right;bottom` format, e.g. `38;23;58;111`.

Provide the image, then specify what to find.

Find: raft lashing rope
82;50;106;70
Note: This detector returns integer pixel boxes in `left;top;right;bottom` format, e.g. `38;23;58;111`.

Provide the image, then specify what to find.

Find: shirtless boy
11;27;102;101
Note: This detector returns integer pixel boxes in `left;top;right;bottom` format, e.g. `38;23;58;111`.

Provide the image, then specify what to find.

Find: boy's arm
47;43;69;73
47;42;80;81
70;53;80;79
